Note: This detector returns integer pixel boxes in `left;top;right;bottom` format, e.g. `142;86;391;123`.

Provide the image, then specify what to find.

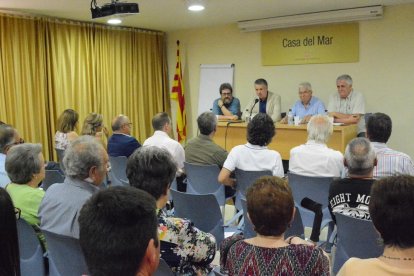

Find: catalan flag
171;40;186;143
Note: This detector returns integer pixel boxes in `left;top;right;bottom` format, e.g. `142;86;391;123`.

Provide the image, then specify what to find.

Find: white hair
307;115;333;144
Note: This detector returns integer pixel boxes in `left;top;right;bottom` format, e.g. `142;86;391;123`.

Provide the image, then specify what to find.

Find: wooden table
213;121;357;160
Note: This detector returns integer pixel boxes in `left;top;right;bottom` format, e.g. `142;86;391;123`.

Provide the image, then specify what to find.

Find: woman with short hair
338;175;414;275
55;109;79;150
5;143;46;248
220;176;329;275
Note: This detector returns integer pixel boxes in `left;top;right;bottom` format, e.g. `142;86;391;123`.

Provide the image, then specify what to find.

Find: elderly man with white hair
281;82;326;124
39;135;109;238
289;114;344;177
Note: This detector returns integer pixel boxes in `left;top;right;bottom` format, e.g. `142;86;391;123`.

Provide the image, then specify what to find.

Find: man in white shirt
289;114;344;177
143;112;185;174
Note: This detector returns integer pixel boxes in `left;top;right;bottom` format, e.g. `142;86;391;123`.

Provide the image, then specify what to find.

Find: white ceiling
0;0;413;32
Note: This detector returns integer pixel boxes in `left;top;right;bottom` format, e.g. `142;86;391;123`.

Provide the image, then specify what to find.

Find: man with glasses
39;136;108;238
212;83;241;120
281;82;326;124
108;114;141;157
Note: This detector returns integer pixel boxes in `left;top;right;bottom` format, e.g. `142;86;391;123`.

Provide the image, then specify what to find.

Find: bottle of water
288;109;294;125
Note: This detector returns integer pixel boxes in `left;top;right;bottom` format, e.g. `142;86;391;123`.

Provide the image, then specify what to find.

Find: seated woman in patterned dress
220;176;330;276
55;109;79;150
126;146;216;275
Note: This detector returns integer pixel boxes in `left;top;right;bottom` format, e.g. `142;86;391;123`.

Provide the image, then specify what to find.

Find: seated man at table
289;114;344;177
212;83;240;120
327;74;366;137
242;78;281;122
281;82;326;124
366;112;414;177
328;137;376;222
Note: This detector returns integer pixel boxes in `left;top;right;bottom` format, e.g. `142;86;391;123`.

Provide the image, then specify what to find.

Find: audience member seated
0;124;15;188
126;146;216;275
143;112;185;174
338;175;414;275
218;113;284;188
55;109;79;151
79;186;159;276
81;112;108;148
289;114;344;177
280;82;326;124
328;137;376;222
220;176;329;275
366;112;414;178
5;143;45;247
0;187;20;276
211;83;241;120
39;136;108;238
107;114;141;157
185;111;228;168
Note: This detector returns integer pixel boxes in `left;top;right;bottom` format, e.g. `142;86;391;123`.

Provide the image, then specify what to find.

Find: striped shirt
372;142;414;178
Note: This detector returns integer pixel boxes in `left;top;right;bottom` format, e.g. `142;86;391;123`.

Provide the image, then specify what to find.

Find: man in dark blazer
108;115;141;157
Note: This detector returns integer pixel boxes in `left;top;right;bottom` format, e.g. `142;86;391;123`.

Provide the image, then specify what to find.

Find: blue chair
43;230;89;276
41;170;65;191
55;149;65;172
241;198;304;239
109;156;129;186
333;213;383;274
287;172;333;232
184;162;226;207
170;188;224;246
16;219;46;276
225;169;272;227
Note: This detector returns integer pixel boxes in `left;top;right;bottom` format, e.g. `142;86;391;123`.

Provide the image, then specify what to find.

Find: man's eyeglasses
15;207;21;220
222;92;232;96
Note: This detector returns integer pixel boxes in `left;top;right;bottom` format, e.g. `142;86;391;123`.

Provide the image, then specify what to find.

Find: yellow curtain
0;13;169;160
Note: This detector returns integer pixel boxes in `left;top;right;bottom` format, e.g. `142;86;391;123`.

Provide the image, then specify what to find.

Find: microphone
300;197;323;242
249;98;259;119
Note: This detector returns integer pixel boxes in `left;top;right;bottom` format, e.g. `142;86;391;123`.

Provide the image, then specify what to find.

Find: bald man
108;115;141;157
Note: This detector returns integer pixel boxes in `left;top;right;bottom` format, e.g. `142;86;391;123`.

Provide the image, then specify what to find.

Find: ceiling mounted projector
91;0;139;19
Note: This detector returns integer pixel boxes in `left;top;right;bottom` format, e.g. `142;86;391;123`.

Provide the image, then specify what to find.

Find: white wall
167;4;414;158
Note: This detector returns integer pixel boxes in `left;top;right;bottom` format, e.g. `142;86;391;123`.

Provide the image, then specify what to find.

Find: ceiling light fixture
186;0;205;12
107;18;122;24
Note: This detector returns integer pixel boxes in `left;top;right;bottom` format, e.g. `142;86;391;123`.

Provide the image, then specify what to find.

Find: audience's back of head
247;113;275;146
82;113;104;136
344;137;376;176
366;112;392;143
197;112;217;136
126;146;176;200
5;143;43;184
0;124;15;154
307;115;333;144
0;187;20;276
57;109;79;133
79;186;159;276
151;112;170;131
246;176;294;236
370;175;414;249
63;136;106;181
